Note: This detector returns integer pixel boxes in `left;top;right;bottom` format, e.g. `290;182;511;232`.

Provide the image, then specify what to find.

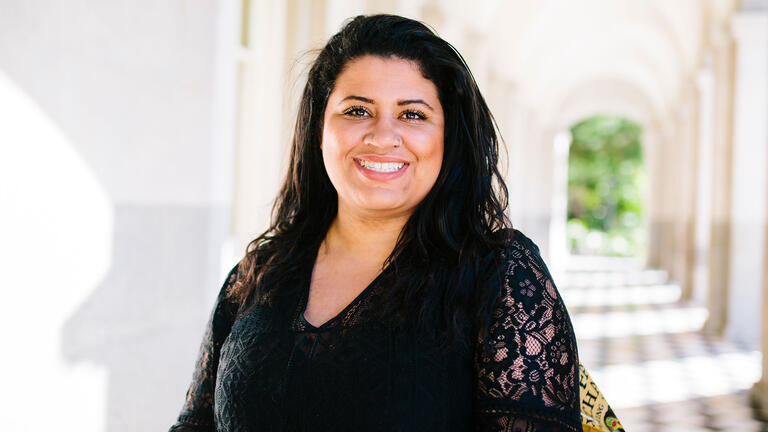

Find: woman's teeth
356;159;406;173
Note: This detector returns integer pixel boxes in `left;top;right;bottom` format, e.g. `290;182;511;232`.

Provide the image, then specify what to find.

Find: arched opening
566;115;646;258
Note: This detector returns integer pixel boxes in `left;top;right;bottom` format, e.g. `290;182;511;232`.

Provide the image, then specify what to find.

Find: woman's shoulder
489;227;541;250
494;228;562;314
499;227;541;257
220;261;242;300
490;228;547;279
475;228;581;427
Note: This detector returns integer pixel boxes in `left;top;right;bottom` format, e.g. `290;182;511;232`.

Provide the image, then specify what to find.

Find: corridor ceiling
432;0;737;131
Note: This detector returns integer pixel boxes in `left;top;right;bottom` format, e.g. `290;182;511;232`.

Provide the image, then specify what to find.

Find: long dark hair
231;14;511;348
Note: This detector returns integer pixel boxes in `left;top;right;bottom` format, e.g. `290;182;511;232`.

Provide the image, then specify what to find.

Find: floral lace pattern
474;233;581;431
169;230;581;431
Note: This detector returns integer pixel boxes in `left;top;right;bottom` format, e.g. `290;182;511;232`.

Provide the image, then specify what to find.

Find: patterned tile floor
557;260;767;431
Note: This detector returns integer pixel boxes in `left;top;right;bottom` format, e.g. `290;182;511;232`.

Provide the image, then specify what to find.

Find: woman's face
321;55;445;219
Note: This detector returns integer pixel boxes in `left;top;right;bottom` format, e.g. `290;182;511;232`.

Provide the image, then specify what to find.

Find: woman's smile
355;159;407;173
353;155;410;181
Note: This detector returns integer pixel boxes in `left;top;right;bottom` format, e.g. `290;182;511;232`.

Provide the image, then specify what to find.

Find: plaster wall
0;1;236;430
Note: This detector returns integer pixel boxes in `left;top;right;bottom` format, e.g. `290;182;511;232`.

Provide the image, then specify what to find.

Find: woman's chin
345;197;414;217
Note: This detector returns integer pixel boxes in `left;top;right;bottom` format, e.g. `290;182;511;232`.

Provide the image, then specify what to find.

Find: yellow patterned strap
582;424;605;432
579;363;626;431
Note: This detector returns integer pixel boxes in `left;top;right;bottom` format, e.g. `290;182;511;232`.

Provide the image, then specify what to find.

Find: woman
170;14;581;431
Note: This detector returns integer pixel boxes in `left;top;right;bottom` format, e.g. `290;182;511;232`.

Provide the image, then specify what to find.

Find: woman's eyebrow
339;95;374;104
339;95;434;112
397;99;434;111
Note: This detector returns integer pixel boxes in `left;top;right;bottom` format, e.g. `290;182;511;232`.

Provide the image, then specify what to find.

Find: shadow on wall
0;69;112;431
0;72;219;432
0;2;228;430
62;205;215;432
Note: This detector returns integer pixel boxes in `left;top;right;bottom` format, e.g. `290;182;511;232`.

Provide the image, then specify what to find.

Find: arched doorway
566;115;646;258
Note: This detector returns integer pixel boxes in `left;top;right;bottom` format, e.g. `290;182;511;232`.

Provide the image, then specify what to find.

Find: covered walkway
562;258;764;430
0;0;766;430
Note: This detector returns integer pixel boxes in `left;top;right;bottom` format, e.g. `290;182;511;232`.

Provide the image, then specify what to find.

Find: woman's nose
363;117;402;149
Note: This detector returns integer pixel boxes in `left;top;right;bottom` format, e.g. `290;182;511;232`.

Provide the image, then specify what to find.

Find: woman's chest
214;306;474;431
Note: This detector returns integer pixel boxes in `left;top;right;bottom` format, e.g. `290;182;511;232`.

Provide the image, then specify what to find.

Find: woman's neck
321;207;409;268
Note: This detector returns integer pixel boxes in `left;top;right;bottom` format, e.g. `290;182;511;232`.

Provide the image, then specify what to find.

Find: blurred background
0;0;766;430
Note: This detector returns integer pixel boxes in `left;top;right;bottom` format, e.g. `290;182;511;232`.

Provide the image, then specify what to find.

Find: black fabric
170;230;581;431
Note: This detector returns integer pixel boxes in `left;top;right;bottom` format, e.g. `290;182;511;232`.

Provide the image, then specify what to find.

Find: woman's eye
344;107;369;117
402;110;427;121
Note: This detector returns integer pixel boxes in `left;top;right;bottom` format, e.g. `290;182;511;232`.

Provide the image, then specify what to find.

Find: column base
702;315;725;336
751;380;768;421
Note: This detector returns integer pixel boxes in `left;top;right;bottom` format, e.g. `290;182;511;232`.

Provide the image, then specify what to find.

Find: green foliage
567;115;645;256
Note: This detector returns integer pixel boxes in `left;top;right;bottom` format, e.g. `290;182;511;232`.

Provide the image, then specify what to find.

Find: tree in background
567;115;645;257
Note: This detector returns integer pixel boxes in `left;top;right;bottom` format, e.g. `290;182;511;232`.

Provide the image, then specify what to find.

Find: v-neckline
296;242;387;331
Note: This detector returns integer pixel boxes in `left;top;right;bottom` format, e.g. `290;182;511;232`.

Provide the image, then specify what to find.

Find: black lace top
169;230;581;431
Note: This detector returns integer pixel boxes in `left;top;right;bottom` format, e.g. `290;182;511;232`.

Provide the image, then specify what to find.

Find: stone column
501;103;553;259
753;72;768;412
703;22;736;335
692;66;714;305
548;129;572;273
232;0;288;252
508;116;555;261
739;6;768;414
724;8;768;347
753;184;768;418
484;72;517;195
655;125;673;277
644;127;663;269
499;83;527;227
663;116;684;281
675;82;701;301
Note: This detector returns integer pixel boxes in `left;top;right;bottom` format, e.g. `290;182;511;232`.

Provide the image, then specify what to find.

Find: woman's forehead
330;55;440;105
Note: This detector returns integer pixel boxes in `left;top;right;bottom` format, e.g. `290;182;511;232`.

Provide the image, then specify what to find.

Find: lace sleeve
169;264;241;432
474;232;581;432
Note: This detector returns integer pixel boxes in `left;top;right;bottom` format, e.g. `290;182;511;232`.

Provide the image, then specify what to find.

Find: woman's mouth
353;157;410;181
355;159;407;173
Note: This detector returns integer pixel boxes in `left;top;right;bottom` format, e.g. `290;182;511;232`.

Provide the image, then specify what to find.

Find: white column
501;84;526;227
753;179;768;417
674;82;701;301
725;10;768;348
504;102;552;258
693;65;715;306
659;118;681;278
703;23;736;335
527;121;556;261
209;0;242;300
549;130;571;273
484;72;515;196
232;0;288;252
502;90;549;246
645;126;665;269
752;9;768;406
728;8;768;415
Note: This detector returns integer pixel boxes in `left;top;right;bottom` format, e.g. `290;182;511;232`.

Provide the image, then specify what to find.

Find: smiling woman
322;55;444;220
169;14;583;432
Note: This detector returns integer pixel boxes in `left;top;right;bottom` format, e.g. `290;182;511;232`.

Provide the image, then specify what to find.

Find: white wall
0;1;236;431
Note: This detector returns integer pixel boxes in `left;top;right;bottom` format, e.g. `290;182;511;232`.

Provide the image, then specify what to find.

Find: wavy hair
230;14;511;348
